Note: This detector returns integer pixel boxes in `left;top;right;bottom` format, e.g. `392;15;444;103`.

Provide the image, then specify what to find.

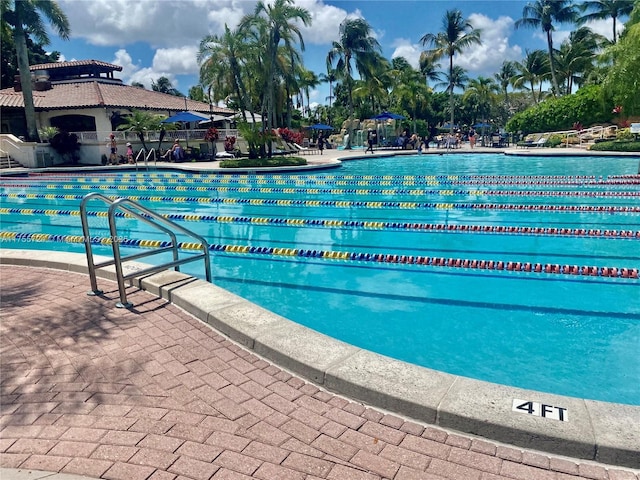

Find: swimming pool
1;153;639;405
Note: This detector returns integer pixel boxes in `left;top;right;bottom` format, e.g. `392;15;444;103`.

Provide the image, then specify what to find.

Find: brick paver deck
1;265;638;480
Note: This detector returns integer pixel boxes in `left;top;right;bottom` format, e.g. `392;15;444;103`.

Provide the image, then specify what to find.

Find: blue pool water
1;153;639;405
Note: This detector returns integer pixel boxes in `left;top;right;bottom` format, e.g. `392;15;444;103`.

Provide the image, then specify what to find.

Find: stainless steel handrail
80;192;211;308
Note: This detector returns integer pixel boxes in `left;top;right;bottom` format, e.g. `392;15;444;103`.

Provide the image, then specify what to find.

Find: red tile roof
29;59;122;71
0;81;234;115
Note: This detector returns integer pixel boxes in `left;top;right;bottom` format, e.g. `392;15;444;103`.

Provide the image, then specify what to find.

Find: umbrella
307;123;334;130
441;122;459;129
473;122;492;128
161;111;209;147
161;111;209;124
372;111;405;120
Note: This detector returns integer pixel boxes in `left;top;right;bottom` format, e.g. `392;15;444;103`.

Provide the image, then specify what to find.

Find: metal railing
133;148;157;171
80;192;211;308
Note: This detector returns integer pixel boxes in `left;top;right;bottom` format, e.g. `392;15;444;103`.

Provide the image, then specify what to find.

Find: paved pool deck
1;260;639;480
1;147;639;479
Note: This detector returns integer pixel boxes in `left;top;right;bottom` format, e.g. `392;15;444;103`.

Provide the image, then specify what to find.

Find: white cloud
460;14;522;76
390;39;421;69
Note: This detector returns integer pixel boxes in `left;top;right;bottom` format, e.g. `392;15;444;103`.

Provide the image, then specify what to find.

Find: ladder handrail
80;192;211;308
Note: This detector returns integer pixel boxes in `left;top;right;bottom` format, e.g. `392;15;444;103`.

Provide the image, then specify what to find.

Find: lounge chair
293;143;320;155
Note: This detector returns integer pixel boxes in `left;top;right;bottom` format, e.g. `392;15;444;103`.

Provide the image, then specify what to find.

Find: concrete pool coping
1;249;638;469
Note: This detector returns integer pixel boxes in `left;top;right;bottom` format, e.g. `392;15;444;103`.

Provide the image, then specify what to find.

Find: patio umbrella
441;122;459;130
307;123;334;130
473;122;492;128
161;111;209;147
161;111;209;124
371;111;405;120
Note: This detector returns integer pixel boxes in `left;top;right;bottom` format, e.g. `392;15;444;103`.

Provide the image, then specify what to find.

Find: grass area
219;157;307;168
589;140;640;152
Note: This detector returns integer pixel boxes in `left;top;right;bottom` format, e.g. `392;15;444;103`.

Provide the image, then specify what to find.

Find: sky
45;0;622;110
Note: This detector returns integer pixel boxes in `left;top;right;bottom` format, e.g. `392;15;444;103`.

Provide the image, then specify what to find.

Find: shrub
506;85;610;135
220;157;307;168
546;134;563;148
589;140;640;152
617;128;633;140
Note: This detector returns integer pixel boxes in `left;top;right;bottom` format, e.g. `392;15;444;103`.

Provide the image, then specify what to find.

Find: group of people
107;135;188;165
106;133;136;165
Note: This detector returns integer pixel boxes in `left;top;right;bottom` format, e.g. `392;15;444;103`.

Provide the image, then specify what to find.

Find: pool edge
1;249;638;469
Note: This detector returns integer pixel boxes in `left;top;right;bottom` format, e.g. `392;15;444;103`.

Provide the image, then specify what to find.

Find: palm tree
512;49;550;104
298;67;320;120
242;0;311;143
199;25;255;124
463;76;498;138
327;17;381;149
116;110;165;154
421;9;482;134
319;69;338;108
515;0;578;96
418;51;443;87
494;61;517;109
434;65;469;126
579;0;634;43
555;27;606;94
4;0;70;142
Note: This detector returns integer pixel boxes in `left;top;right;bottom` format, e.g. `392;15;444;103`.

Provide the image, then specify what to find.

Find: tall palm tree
4;0;70;142
512;49;550;104
555;26;606;93
298;67;320;120
494;61;517;109
199;25;255;123
242;0;310;142
579;0;634;43
319;68;337;108
421;9;482;134
515;0;578;96
327;17;381;149
463;76;498;137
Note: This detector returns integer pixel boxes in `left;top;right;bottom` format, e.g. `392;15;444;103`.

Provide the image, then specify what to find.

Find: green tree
512;49;550;104
241;0;311;148
579;0;634;43
2;0;70;142
463;76;498;132
494;61;517;110
602;1;640;114
421;9;482;134
327;18;381;148
515;0;578;96
0;16;61;90
555;27;606;94
116;110;165;153
152;76;183;97
199;25;255;123
418;51;442;87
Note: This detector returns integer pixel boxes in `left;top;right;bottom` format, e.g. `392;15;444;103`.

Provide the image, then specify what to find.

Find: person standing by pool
469;127;476;148
365;130;376;153
126;142;135;164
108;133;117;165
317;131;324;154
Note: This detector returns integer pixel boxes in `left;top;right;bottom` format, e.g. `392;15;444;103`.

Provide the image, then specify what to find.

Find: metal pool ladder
80;192;212;308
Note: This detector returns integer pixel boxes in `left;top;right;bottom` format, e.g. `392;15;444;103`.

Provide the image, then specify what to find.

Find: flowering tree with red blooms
572;122;583;132
278;128;304;145
204;127;219;157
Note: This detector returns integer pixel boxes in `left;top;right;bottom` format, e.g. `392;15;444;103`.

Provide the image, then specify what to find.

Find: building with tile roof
0;59;235;137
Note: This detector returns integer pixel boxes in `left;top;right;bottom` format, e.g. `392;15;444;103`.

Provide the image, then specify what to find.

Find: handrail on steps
80;192;211;308
133;148;158;171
